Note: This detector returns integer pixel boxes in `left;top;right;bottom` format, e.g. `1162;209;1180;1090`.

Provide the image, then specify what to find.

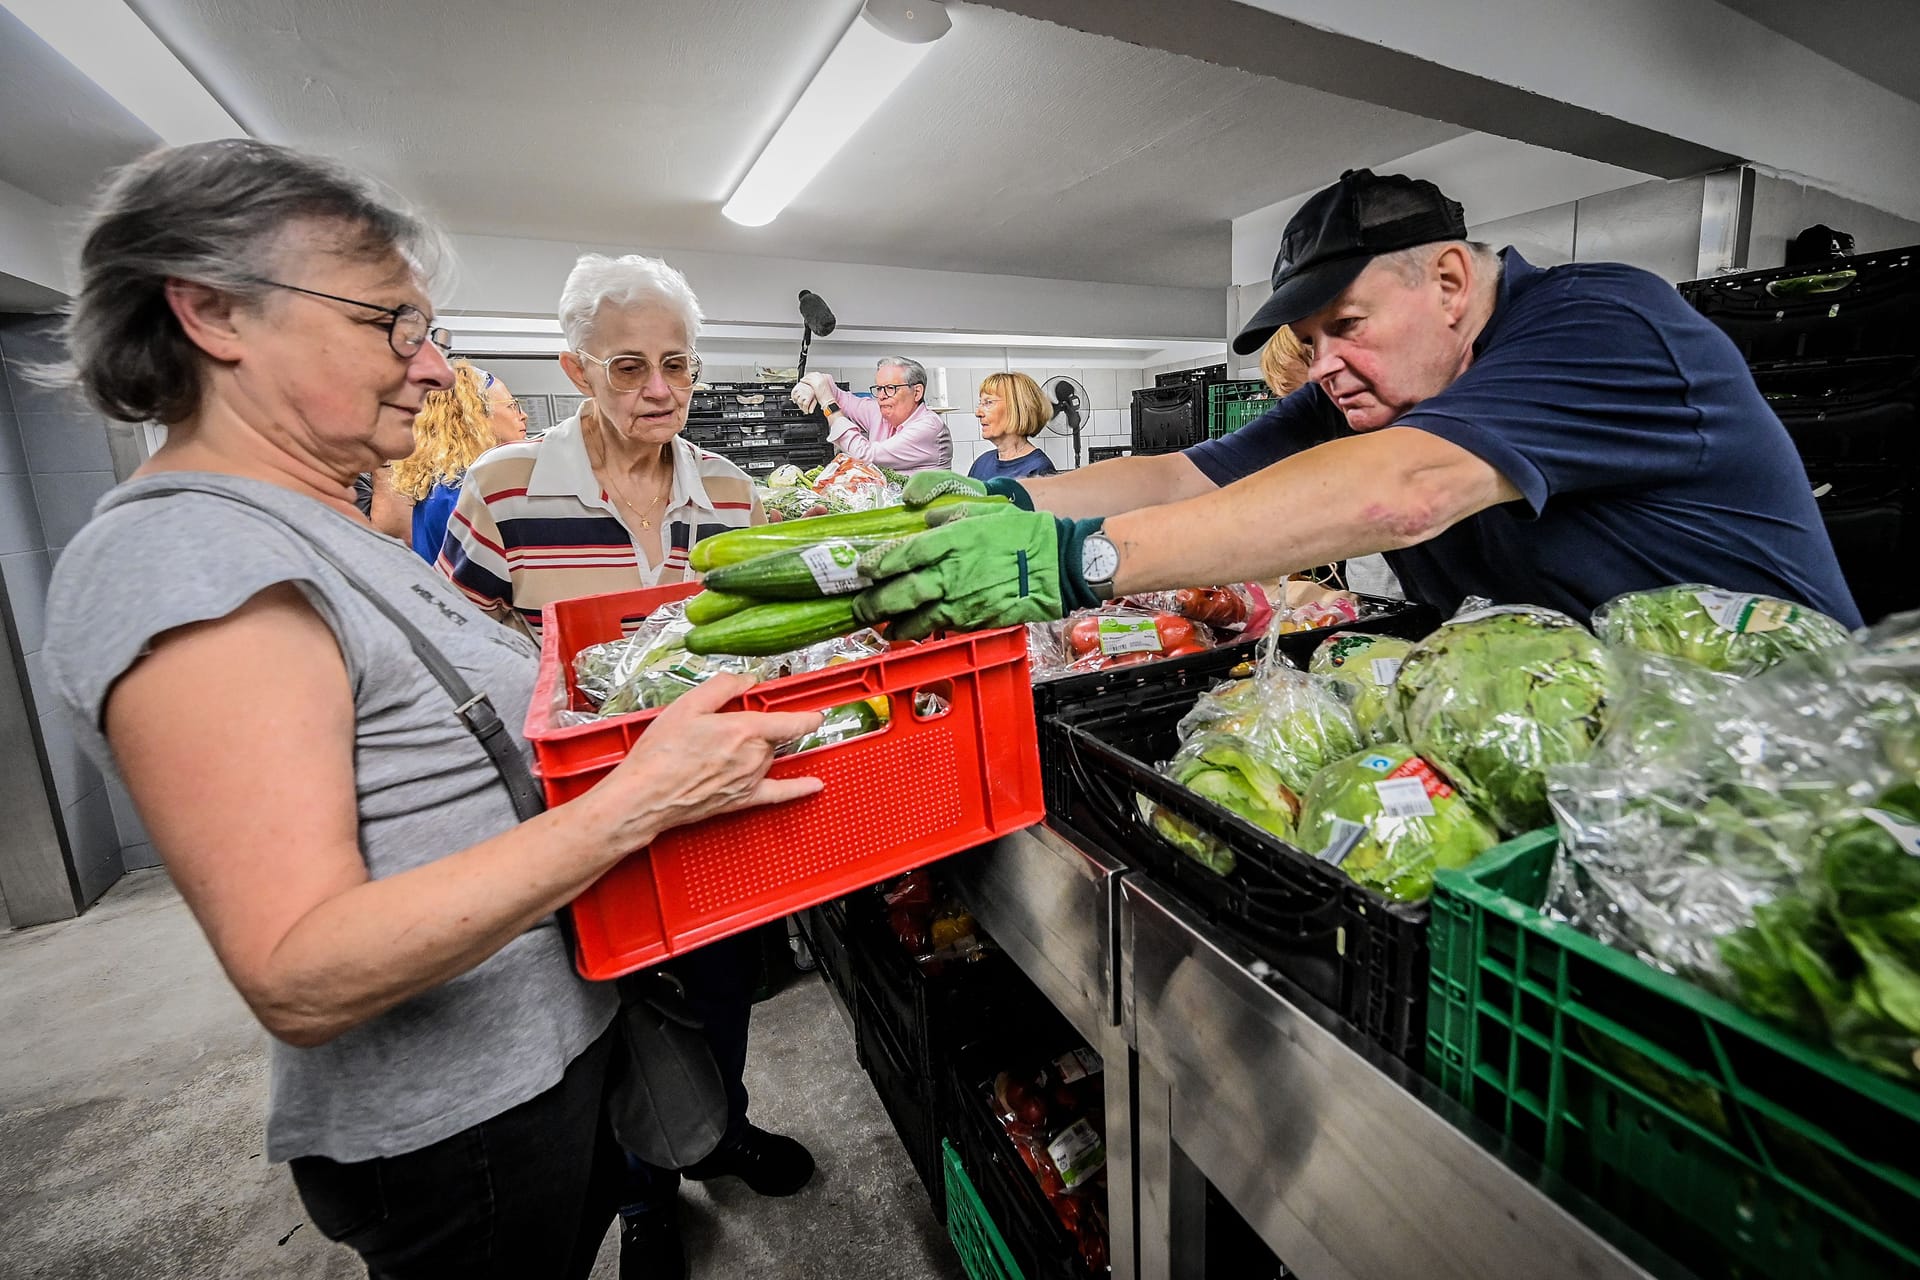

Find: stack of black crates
1679;244;1920;622
798;890;1107;1280
1130;362;1227;455
681;381;833;480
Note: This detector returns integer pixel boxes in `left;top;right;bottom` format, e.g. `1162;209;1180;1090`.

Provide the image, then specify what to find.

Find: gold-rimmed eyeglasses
575;349;702;393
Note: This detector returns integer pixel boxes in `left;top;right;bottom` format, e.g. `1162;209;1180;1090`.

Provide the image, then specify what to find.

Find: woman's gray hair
62;138;447;425
557;254;704;351
876;355;928;389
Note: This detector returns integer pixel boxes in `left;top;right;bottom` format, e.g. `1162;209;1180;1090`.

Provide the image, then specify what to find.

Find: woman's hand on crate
587;674;825;848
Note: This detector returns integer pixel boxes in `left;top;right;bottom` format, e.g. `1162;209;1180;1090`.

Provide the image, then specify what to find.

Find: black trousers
289;1025;626;1279
622;930;759;1212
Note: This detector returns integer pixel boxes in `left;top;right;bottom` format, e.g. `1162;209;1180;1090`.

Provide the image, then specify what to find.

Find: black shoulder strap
115;484;547;822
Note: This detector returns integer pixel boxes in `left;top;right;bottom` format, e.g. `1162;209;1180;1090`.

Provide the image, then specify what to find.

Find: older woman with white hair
441;252;814;1280
790;355;953;473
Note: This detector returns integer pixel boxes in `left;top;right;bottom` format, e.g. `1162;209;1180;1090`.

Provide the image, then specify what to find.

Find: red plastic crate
526;583;1044;979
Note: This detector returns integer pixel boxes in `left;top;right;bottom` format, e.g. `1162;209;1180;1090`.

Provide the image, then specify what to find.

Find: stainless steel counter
949;821;1691;1280
947;825;1138;1280
1123;874;1694;1280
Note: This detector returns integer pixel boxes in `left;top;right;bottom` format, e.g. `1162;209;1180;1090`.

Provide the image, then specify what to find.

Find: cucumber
685;598;863;657
684;588;756;625
689;494;1009;571
705;538;880;601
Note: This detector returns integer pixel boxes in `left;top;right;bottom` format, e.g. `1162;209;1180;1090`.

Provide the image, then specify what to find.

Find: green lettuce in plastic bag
1395;606;1610;833
1296;744;1499;902
1308;632;1412;745
1593;583;1851;677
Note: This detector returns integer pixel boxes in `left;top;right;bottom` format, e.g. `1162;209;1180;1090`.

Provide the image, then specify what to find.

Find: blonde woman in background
968;371;1058;482
1260;325;1311;397
386;360;527;559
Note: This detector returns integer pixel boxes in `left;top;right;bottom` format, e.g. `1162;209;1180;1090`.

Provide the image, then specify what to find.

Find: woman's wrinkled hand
591;674;825;851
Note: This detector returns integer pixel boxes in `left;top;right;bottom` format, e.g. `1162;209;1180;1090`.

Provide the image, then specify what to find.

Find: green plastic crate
944;1140;1024;1280
1427;830;1920;1280
1206;380;1271;438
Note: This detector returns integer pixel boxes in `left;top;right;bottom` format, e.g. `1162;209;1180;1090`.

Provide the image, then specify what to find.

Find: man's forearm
1022;451;1215;520
1099;427;1518;594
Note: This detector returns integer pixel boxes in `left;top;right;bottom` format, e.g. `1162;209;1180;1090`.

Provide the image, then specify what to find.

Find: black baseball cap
1232;169;1468;355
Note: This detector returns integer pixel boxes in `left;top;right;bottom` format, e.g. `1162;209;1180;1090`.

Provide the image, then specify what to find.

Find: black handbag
124;483;731;1167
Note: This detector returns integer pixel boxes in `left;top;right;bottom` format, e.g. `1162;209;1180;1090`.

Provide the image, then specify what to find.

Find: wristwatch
1080;532;1120;600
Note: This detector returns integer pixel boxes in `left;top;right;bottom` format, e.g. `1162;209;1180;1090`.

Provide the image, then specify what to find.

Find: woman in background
967;371;1058;482
389;360;527;559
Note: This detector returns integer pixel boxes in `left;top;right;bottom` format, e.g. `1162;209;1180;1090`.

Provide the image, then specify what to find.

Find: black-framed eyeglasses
252;279;453;359
871;382;918;399
575;349;703;393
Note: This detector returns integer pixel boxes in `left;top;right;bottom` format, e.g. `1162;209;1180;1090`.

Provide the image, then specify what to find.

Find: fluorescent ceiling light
5;0;245;144
723;1;950;227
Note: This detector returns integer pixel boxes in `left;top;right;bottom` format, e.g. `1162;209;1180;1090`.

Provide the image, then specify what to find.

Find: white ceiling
98;0;1460;289
1714;0;1920;103
0;4;158;204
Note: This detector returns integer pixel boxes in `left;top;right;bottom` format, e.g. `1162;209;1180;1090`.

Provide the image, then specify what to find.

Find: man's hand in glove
900;468;1035;512
787;372;837;414
854;506;1105;641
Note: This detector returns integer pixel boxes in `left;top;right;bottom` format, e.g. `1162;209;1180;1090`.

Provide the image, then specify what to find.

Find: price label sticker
1370;657;1403;685
1098;616;1164;655
1375;776;1436;819
1053;1048;1104;1083
1694;589;1798;634
799;540;870;595
1046;1118;1108;1189
1318;817;1367;865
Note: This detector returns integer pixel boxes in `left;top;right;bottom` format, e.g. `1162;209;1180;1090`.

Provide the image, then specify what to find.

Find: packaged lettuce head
1296;744;1499;901
1590;649;1743;769
1175;667;1361;799
1545;620;1903;990
1308;632;1413;745
1592;583;1852;676
1394;605;1610;833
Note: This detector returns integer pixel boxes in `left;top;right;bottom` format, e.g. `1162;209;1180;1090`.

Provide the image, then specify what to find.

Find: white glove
788;380;817;413
787;372;833;412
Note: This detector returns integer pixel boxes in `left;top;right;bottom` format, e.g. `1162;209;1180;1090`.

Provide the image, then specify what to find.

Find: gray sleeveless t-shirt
44;472;617;1163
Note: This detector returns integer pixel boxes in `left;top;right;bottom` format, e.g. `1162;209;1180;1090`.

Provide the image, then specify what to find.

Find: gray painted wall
0;313;154;919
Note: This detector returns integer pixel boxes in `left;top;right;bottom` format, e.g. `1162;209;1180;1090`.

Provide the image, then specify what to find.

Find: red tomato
1067;616;1104;656
1154;615;1199;650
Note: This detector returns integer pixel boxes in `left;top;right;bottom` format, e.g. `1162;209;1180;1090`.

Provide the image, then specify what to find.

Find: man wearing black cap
851;169;1860;636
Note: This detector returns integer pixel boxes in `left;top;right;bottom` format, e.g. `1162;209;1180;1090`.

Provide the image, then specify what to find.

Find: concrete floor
0;870;964;1280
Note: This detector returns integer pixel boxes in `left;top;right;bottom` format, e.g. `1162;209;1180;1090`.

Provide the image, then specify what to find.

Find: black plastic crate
799;899;856;1010
1035;599;1432;822
944;1038;1102;1280
1752;356;1920;466
687;382;819;423
1807;461;1920;623
1154;363;1227;388
1086;446;1130;463
1042;605;1440;1064
1131;385;1204;454
856;984;944;1212
1680;245;1920;364
683;418;830;450
712;442;835;478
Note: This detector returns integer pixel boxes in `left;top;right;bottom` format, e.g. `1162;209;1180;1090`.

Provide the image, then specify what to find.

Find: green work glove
854;508;1103;641
899;469;1035;511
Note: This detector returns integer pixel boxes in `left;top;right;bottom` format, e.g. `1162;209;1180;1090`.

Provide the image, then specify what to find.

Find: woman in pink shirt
790;356;952;473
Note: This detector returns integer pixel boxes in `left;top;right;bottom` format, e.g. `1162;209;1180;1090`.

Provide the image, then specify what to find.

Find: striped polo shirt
438;411;761;633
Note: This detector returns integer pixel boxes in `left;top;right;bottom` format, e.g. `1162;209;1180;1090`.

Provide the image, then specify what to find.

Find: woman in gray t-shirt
41;140;823;1280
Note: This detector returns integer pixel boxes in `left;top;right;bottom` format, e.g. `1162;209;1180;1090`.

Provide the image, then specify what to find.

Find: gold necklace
587;408;674;531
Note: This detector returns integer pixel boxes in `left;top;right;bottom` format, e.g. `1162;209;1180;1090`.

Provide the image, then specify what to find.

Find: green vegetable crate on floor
944;1140;1024;1280
1426;829;1920;1280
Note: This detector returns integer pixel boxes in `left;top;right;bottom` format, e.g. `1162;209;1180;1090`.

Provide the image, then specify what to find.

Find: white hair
557;253;704;350
876;355;928;388
1372;240;1500;286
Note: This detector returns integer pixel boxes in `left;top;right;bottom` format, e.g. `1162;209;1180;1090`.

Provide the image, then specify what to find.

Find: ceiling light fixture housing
722;0;951;228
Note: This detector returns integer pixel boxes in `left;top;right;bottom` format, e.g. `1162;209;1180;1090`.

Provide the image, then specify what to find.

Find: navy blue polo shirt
1186;249;1861;627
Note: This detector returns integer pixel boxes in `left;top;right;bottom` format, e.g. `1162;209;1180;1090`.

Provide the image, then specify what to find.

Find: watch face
1082;533;1120;583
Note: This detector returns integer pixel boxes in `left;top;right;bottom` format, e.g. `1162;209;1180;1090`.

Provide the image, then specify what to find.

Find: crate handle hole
911;679;955;721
